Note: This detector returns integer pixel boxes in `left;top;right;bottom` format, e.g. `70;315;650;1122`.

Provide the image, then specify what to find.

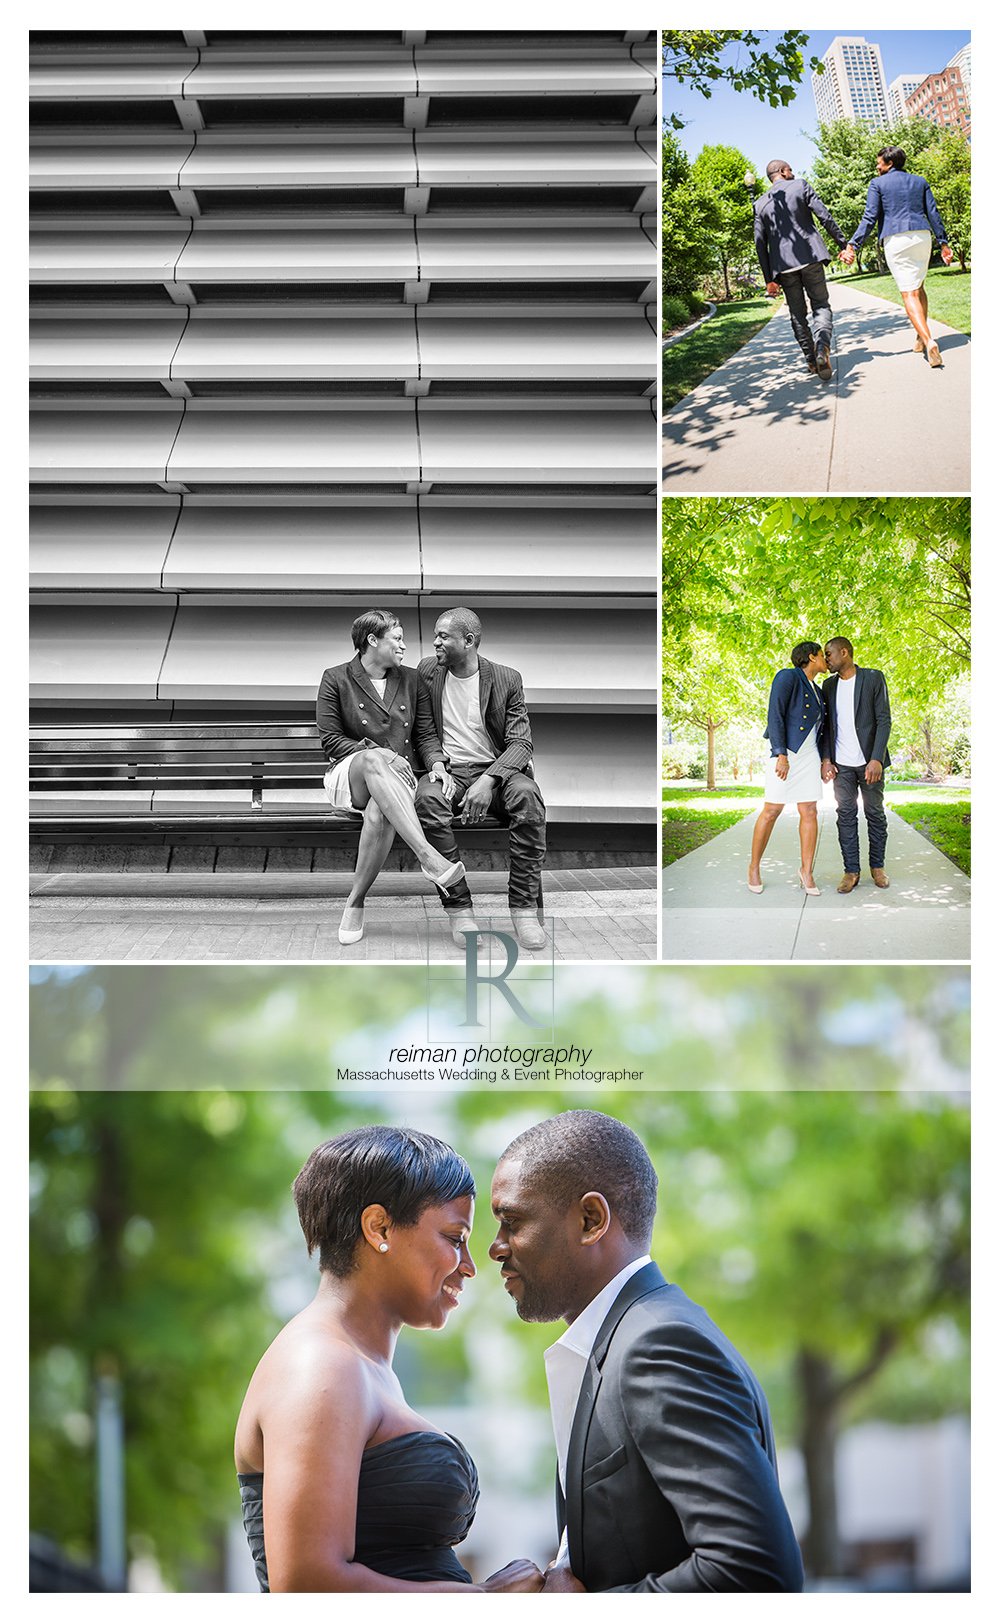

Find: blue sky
665;30;972;178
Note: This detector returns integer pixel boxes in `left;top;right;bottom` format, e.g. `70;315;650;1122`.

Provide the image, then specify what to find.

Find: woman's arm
922;179;949;246
316;669;365;766
848;178;882;251
765;671;791;757
260;1342;479;1592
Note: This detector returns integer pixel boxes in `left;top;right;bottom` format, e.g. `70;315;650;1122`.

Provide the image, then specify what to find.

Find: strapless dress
238;1429;479;1591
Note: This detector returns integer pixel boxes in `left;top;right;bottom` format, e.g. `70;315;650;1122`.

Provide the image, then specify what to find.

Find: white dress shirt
544;1255;651;1567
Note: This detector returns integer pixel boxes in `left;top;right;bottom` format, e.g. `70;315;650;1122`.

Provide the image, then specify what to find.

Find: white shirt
370;676;387;701
441;670;495;766
544;1255;652;1566
834;674;867;767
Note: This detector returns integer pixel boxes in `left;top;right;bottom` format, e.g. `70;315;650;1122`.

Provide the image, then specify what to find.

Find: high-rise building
905;59;971;140
812;36;890;127
887;73;927;123
948;42;972;105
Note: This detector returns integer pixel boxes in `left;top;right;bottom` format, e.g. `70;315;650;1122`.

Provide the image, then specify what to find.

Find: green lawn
886;788;971;874
661;807;749;866
829;263;970;334
662;296;780;412
662;785;759;803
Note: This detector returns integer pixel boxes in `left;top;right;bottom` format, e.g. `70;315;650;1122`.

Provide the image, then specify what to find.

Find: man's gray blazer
754;176;848;282
821;668;892;766
556;1262;803;1592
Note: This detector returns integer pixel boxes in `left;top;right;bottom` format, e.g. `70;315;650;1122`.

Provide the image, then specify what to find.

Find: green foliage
920;130;971;269
809;118;948;273
661;30;822;130
662;296;778;411
661;129;721;301
690;145;761;299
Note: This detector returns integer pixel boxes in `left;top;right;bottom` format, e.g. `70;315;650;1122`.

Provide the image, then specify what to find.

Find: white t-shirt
370;676;387;701
441;670;495;766
834;675;867;766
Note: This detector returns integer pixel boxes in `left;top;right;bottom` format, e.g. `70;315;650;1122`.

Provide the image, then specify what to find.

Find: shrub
687;760;707;779
662;745;690;780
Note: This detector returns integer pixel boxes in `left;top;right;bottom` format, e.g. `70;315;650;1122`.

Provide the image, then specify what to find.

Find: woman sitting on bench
317;611;463;945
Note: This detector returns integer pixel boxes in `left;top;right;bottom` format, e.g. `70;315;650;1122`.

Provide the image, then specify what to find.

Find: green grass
662;785;759;803
886;789;970;874
828;262;970;334
661;807;749;866
662;296;780;412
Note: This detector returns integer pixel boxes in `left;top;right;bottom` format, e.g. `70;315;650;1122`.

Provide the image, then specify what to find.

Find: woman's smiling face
383;1195;476;1329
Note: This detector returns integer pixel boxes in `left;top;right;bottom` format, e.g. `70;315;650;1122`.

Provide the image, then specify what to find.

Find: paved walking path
661;804;969;961
662;281;970;493
29;867;657;962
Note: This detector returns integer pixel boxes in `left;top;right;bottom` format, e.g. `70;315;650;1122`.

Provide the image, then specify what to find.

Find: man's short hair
499;1110;658;1247
878;145;906;171
791;640;822;668
442;607;483;647
351;608;400;654
294;1126;475;1277
766;159;791;180
826;636;854;658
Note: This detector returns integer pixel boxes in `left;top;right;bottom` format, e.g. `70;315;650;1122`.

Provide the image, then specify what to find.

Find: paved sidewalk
661;804;969;961
29;867;657;962
662;280;970;493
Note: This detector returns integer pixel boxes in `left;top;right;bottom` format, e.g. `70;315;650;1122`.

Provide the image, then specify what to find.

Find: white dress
763;681;823;804
883;229;932;293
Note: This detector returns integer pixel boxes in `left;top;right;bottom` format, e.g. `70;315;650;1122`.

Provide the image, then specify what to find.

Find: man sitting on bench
414;607;547;951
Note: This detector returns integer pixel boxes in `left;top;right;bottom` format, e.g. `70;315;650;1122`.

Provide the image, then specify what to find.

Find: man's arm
870;670;892;765
413;676;445;772
486;669;533;784
604;1322;803;1593
753;208;772;286
803;181;847;249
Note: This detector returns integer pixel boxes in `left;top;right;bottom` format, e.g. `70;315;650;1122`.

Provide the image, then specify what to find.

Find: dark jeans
833;763;888;872
779;262;832;364
414;764;546;912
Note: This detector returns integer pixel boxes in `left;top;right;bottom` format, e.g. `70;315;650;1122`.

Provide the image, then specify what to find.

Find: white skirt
763;727;822;805
883;229;932;293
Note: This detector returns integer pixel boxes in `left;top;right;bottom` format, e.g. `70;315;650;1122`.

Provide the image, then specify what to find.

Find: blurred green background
30;964;970;1591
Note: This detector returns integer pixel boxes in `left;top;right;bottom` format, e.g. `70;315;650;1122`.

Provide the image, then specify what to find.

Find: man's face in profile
489;1159;582;1323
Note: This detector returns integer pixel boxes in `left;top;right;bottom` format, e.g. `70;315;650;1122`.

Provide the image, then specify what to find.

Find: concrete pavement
661;802;969;961
662;280;970;493
29;866;657;962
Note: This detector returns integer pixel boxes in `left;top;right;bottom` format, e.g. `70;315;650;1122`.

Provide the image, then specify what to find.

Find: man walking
415;607;546;951
490;1110;803;1592
754;160;849;380
821;637;892;893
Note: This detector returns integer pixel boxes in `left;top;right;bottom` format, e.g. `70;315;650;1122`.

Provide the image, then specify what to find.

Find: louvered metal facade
29;29;658;844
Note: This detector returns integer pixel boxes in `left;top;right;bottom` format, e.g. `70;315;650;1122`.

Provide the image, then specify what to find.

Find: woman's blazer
763;667;826;758
316;655;442;770
849;167;949;249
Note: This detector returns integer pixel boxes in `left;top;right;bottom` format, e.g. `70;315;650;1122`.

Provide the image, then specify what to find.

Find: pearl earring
378;1242;389;1253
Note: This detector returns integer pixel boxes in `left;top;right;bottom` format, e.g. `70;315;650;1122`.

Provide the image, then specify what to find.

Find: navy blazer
417;654;534;786
753;177;847;282
763;667;826;758
849;168;948;249
821;668;892;766
556;1263;802;1592
316;655;442;770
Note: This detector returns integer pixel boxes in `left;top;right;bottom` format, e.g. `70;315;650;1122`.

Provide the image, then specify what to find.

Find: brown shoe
870;867;890;889
837;873;861;894
815;343;833;380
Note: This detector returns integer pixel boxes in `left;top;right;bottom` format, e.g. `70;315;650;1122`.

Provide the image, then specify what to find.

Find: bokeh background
29;963;970;1591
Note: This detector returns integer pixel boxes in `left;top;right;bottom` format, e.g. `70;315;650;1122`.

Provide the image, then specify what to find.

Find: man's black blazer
821;667;892;766
753;176;847;282
417;654;534;786
557;1263;803;1592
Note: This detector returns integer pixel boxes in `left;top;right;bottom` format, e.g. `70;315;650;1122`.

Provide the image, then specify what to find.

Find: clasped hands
821;759;882;784
482;1559;586;1593
838;245;856;266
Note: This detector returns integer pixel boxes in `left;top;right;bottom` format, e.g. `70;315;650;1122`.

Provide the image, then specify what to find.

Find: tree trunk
722;259;731;301
706;721;717;790
796;1347;844;1579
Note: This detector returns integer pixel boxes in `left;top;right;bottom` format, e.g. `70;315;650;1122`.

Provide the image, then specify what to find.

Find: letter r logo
460;931;546;1027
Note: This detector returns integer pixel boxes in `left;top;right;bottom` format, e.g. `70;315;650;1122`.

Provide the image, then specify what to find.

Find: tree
690;146;761;300
920;130;971;270
809;117;943;273
661;31;823;130
661;128;720;304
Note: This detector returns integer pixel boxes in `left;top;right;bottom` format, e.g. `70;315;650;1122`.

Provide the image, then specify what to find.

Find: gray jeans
778;262;832;364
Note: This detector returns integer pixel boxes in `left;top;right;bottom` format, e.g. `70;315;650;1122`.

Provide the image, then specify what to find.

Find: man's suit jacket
848;167;949;250
557;1263;803;1592
754;176;847;282
316;655;442;770
763;666;827;759
821;668;892;766
417;655;533;785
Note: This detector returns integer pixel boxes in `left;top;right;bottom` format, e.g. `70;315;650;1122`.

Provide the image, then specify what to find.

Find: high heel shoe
798;870;821;897
338;905;365;945
421;858;466;892
913;335;924;351
927;342;943;368
747;873;764;894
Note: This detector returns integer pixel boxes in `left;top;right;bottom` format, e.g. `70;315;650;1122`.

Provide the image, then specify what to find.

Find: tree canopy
662;31;822;130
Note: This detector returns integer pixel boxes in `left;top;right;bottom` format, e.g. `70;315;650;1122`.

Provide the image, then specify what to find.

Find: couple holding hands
749;636;892;898
755;144;954;377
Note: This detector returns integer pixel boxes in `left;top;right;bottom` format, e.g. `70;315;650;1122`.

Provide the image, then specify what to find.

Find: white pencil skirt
883;229;932;293
763;728;822;805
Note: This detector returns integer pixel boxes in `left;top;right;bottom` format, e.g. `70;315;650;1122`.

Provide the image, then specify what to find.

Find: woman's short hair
293;1126;475;1276
351;609;399;654
791;641;822;668
878;146;906;171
